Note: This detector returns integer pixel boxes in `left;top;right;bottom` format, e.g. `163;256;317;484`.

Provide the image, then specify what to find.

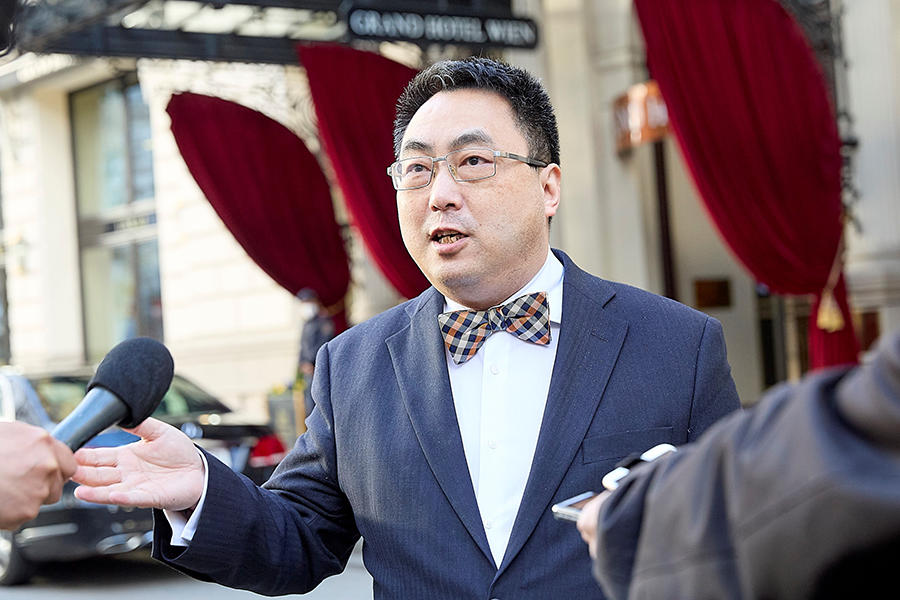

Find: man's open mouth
432;231;467;245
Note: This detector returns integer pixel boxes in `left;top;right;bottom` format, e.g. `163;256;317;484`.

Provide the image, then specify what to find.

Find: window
27;374;231;424
71;73;163;363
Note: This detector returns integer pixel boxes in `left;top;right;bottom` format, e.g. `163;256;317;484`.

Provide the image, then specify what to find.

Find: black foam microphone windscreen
87;336;175;428
51;337;175;450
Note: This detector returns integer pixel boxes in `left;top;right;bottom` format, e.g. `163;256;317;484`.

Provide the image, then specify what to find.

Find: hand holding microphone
70;338;206;512
1;336;173;530
0;422;76;530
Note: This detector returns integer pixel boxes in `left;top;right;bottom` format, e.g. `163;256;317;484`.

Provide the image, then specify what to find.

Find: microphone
51;337;175;451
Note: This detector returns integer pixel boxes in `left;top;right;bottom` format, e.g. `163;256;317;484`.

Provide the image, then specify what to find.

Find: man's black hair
393;57;560;166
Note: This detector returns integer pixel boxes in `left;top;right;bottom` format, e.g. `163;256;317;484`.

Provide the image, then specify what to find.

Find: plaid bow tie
438;291;551;365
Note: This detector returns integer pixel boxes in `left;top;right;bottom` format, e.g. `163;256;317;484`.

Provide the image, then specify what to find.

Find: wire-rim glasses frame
386;147;548;191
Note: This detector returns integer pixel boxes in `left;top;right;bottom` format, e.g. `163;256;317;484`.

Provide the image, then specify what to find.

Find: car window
27;374;231;423
159;376;231;417
10;377;49;427
28;377;87;424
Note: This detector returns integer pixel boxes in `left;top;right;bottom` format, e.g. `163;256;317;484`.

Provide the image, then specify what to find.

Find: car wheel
0;529;35;586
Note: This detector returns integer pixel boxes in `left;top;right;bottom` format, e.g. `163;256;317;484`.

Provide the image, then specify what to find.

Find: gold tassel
816;290;844;333
325;297;346;317
816;222;848;334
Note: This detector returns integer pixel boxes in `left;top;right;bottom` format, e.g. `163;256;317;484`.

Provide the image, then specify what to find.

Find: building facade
0;0;895;417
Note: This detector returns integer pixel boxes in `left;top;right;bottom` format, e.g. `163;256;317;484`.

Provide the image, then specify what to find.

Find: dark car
0;368;287;585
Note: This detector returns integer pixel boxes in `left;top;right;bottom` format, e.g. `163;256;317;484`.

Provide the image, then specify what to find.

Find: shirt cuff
162;449;209;547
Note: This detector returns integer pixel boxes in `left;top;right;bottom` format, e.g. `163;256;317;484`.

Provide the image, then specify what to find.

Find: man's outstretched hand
73;417;205;513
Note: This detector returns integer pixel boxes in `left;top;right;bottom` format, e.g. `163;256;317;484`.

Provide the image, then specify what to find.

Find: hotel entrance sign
346;5;538;50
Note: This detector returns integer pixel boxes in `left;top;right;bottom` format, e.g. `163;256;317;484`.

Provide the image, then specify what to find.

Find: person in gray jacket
578;327;900;599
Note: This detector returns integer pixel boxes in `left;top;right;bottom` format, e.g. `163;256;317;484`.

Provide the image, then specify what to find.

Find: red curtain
634;0;859;369
167;92;350;331
298;44;430;300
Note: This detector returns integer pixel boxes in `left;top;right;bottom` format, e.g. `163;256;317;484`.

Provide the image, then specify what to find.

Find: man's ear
541;164;561;218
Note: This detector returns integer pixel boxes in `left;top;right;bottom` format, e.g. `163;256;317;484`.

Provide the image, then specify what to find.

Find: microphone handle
51;387;129;451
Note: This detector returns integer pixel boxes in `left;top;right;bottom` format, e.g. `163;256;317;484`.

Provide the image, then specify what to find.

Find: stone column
842;0;900;336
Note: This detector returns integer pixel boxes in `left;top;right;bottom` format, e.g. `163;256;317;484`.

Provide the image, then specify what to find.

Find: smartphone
551;491;598;522
552;444;679;524
601;443;677;491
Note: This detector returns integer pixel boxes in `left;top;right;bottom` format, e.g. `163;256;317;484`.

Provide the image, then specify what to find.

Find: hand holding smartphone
551;491;597;522
552;443;677;522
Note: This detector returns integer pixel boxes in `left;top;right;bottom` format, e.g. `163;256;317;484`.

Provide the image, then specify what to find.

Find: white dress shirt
167;250;565;562
444;249;564;567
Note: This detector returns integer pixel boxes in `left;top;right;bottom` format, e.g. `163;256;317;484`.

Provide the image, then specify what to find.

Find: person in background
295;288;335;417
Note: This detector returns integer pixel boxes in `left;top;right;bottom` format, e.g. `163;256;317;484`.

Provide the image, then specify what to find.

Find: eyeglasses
386;147;548;191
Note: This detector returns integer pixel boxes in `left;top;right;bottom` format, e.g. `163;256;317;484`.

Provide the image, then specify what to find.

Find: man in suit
577;328;900;600
71;57;740;599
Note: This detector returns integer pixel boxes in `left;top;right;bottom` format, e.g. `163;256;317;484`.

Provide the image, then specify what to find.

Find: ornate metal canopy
779;0;858;219
14;0;530;64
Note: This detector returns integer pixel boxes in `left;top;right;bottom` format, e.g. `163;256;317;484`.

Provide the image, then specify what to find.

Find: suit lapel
498;253;628;573
385;288;494;565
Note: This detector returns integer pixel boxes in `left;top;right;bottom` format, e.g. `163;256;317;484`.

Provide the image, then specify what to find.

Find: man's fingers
72;483;134;505
73;483;115;504
74;446;123;468
106;490;157;507
74;481;159;508
72;464;126;487
51;438;77;479
122;417;170;440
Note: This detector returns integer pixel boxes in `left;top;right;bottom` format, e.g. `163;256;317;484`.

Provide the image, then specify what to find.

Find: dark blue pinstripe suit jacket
153;250;741;599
